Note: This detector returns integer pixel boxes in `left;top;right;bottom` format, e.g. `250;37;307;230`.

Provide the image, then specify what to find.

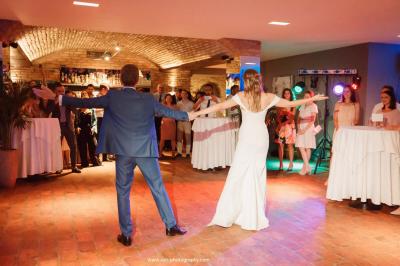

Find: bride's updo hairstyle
243;69;263;112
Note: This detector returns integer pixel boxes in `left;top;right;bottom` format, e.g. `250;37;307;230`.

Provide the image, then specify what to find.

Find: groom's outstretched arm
154;100;188;121
61;94;109;108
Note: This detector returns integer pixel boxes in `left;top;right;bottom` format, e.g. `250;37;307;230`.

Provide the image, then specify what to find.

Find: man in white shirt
193;84;221;117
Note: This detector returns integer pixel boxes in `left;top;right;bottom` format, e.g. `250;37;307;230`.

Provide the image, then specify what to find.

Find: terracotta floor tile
1;160;399;266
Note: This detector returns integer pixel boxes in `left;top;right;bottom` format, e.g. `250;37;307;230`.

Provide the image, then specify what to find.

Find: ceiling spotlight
73;1;100;7
268;21;290;26
115;46;121;52
103;51;112;61
10;42;18;48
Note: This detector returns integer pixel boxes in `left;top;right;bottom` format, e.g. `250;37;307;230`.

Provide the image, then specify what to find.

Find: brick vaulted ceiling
15;26;238;70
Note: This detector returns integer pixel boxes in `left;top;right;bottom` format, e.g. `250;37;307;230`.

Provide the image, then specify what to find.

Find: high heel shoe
299;168;307;176
306;166;312;175
287;163;294;172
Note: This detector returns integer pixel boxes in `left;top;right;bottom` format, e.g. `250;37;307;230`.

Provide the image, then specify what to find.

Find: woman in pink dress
159;94;178;158
275;88;296;171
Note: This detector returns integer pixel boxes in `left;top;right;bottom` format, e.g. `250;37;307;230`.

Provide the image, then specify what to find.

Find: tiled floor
0;159;399;266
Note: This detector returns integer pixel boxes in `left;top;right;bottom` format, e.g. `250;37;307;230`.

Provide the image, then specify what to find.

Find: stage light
352;75;361;90
333;84;344;95
292;81;305;95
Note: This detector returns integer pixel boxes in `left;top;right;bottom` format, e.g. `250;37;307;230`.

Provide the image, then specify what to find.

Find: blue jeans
115;155;177;236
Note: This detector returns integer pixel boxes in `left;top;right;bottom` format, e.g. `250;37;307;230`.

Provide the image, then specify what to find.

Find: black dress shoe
92;159;102;167
71;167;81;173
366;200;382;211
349;199;365;209
166;225;187;236
117;234;132;246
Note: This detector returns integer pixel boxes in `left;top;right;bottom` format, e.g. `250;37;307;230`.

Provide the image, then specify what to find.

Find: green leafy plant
0;83;31;150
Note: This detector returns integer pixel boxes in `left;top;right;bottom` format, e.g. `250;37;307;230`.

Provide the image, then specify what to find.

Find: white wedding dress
208;94;281;230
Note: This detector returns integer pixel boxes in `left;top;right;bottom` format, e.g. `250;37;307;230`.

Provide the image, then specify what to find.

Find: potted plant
0;83;31;188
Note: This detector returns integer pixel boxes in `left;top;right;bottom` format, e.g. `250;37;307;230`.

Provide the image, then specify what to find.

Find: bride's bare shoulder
261;92;276;101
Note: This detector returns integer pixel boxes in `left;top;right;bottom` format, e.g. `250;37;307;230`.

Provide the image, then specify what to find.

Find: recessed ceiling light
269;21;290;26
73;1;100;7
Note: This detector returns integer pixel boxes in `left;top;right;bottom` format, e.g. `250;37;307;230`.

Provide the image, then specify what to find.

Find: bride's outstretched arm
192;99;237;118
275;94;328;108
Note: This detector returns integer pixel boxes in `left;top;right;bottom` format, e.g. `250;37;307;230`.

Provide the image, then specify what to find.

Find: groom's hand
33;85;56;100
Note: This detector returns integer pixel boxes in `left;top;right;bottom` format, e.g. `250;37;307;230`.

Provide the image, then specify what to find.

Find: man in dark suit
44;82;81;173
34;65;190;246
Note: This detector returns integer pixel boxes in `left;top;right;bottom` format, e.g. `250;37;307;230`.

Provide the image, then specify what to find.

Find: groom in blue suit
35;64;189;246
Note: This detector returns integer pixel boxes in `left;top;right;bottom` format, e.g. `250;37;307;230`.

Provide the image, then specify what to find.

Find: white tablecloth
12;118;63;178
326;126;400;205
191;117;239;170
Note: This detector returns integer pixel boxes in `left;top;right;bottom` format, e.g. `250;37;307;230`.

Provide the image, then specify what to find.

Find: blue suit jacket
62;88;189;157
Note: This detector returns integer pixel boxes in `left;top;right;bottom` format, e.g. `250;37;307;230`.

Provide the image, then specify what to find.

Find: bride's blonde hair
243;69;263;112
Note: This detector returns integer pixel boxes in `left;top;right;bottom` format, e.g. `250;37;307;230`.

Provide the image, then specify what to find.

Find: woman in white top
371;85;400;114
295;90;319;175
333;85;360;140
176;90;194;157
373;88;400;215
373;88;400;126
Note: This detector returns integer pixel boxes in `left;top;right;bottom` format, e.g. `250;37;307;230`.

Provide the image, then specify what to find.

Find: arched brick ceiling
17;26;232;69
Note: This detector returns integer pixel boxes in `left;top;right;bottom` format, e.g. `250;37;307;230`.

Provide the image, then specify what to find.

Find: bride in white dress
192;70;328;231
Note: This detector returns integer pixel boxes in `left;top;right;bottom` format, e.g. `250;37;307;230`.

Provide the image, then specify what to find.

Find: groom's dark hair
121;64;139;86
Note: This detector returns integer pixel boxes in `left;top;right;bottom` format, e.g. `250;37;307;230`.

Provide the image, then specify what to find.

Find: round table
12;118;63;178
191;117;239;170
326;126;400;205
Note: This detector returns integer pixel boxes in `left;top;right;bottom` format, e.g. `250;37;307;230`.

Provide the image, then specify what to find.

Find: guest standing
44;82;81;173
275;88;296;171
333;85;360;140
295;90;318;175
176;90;194;157
159;94;178;158
373;87;400;126
371;85;400;114
96;85;109;161
153;84;167;142
76;92;101;167
226;85;241;121
86;84;95;98
193;84;221;117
